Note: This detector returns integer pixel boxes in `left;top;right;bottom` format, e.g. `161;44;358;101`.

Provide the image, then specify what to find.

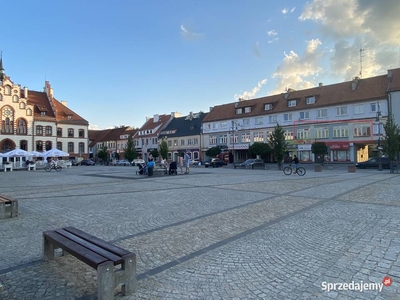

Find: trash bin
148;167;153;176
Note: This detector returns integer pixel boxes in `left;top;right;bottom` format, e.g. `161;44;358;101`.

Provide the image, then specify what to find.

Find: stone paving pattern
0;165;399;299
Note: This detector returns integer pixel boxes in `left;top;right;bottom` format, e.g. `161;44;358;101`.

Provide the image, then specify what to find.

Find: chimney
153;114;159;122
146;116;150;121
351;77;359;91
318;82;323;88
24;86;28;98
388;70;393;78
61;101;68;107
189;111;194;119
209;106;213;111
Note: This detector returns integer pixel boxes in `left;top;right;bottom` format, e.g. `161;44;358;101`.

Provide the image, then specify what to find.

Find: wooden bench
0;195;18;219
43;226;136;300
3;164;13;172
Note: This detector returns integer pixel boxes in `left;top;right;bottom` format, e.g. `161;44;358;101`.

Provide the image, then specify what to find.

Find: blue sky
2;0;400;129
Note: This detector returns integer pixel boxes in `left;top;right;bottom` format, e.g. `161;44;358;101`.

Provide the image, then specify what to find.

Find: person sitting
291;155;299;173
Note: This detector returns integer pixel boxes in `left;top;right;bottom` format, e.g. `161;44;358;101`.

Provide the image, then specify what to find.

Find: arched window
45;141;52;151
68;128;74;137
1;139;14;152
26;108;32;116
79;142;85;154
20;140;28;151
45;126;52;136
5;85;11;95
57;142;62;150
57;127;62;137
79;129;84;138
13;95;19;102
36;141;43;152
36;125;43;135
1;118;14;134
19;102;26;109
17;119;27;134
68;142;74;152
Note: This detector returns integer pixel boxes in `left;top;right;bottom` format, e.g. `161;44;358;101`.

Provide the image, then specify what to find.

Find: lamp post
376;110;383;171
229;121;239;166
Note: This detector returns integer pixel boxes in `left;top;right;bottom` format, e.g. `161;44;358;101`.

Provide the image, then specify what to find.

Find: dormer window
67;115;72;120
288;100;297;107
236;108;242;114
306;96;316;104
41;112;46;116
244;107;251;113
264;104;273;111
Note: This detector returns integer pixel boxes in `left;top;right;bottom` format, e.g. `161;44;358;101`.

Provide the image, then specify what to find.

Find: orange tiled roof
136;114;172;137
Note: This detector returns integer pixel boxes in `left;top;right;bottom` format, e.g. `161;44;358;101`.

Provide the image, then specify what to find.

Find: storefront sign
228;144;249;150
326;142;350;150
298;144;312;151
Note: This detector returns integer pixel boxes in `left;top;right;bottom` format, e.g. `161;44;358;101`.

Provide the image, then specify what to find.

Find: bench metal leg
97;261;115;300
0;203;5;219
43;234;55;261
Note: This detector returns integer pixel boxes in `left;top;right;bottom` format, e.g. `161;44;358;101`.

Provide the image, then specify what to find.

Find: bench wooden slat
63;226;130;257
55;229;123;264
43;231;109;269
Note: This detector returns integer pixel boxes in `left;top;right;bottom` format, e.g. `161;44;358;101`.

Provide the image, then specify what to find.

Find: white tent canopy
2;148;30;157
29;151;44;157
42;148;69;158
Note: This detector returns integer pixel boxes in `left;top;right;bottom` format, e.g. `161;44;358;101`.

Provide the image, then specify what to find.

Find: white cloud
180;25;203;39
267;29;278;36
268;37;279;44
89;124;100;130
282;7;289;14
291;7;296;13
234;79;268;100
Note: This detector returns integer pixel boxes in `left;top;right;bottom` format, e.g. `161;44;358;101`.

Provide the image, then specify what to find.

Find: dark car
204;158;227;168
235;158;265;169
355;157;395;169
69;159;79;166
80;159;96;166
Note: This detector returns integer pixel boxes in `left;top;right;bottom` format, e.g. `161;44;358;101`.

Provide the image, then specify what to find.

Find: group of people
145;151;191;175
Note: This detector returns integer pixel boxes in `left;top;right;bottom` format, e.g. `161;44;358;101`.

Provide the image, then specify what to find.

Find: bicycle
283;163;306;176
44;163;62;172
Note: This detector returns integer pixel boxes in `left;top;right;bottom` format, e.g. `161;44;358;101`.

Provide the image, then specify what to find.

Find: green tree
311;142;328;164
124;135;137;163
269;123;287;170
383;114;400;173
97;146;108;165
159;138;168;160
248;142;271;160
150;149;159;160
206;146;221;157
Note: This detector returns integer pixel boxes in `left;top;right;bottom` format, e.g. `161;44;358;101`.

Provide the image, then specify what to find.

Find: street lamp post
229;121;239;166
376;110;383;171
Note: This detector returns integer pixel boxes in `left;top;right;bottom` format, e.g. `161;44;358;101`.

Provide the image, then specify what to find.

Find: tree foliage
97;146;108;164
269;124;287;169
383;115;400;173
311;142;328;164
248;142;271;159
206;146;222;157
150;149;159;160
124;135;137;163
159;138;168;160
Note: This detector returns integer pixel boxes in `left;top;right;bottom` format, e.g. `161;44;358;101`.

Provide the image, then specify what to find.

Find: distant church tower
0;52;5;81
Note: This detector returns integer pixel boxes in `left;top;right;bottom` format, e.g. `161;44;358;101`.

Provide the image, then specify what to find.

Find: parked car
69;159;79;166
355;157;396;169
131;159;145;166
235;158;265;169
116;160;130;166
190;159;202;165
204;158;227;168
80;159;96;166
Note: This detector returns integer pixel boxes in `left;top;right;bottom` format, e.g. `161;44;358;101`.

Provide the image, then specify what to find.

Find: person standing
178;154;184;174
184;151;190;174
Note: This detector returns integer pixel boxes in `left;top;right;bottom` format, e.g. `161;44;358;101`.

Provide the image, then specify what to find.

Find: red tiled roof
53;98;88;125
136;114;172;137
26;90;56;120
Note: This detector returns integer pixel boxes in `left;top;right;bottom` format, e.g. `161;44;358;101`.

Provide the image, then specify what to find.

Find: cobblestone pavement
0;165;399;299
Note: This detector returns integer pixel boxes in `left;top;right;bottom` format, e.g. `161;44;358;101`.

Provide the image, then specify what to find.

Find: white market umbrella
42;148;69;158
29;151;44;157
2;148;30;157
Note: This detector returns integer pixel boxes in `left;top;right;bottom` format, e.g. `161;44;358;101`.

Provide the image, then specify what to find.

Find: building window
220;121;227;129
68;128;74;137
373;123;384;135
284;113;292;121
167;140;172;147
36;125;43;135
306;96;316;104
317;109;328;118
370;103;378;112
41;112;46;116
315;127;329;139
204;124;211;130
333;126;349;138
253;132;264;142
79;129;84;138
269;115;277;123
180;139;185;146
219;135;227;144
1;118;13;134
45;141;52;151
354;124;371;137
242;119;250;126
354;104;364;115
255;117;263;125
209;135;217;145
288;100;296;107
193;138;199;145
20;140;28;151
36;141;43;151
57;142;62;150
244;107;251;113
230;134;238;143
296;129;310;139
187;139;193;145
173;139;178;146
68;142;74;152
19;102;25;109
57;128;62;137
17;119;27;134
79;142;85;154
45;126;52;136
284;130;293;140
26;108;32;116
5;85;11;95
241;132;251;142
299;111;310;120
13;95;19;102
264;104;273;111
333;150;350;162
212;123;219;130
336;106;348;116
236;108;242;114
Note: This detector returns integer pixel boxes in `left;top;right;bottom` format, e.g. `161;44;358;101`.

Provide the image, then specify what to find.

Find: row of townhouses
0;59;89;160
2;55;399;165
